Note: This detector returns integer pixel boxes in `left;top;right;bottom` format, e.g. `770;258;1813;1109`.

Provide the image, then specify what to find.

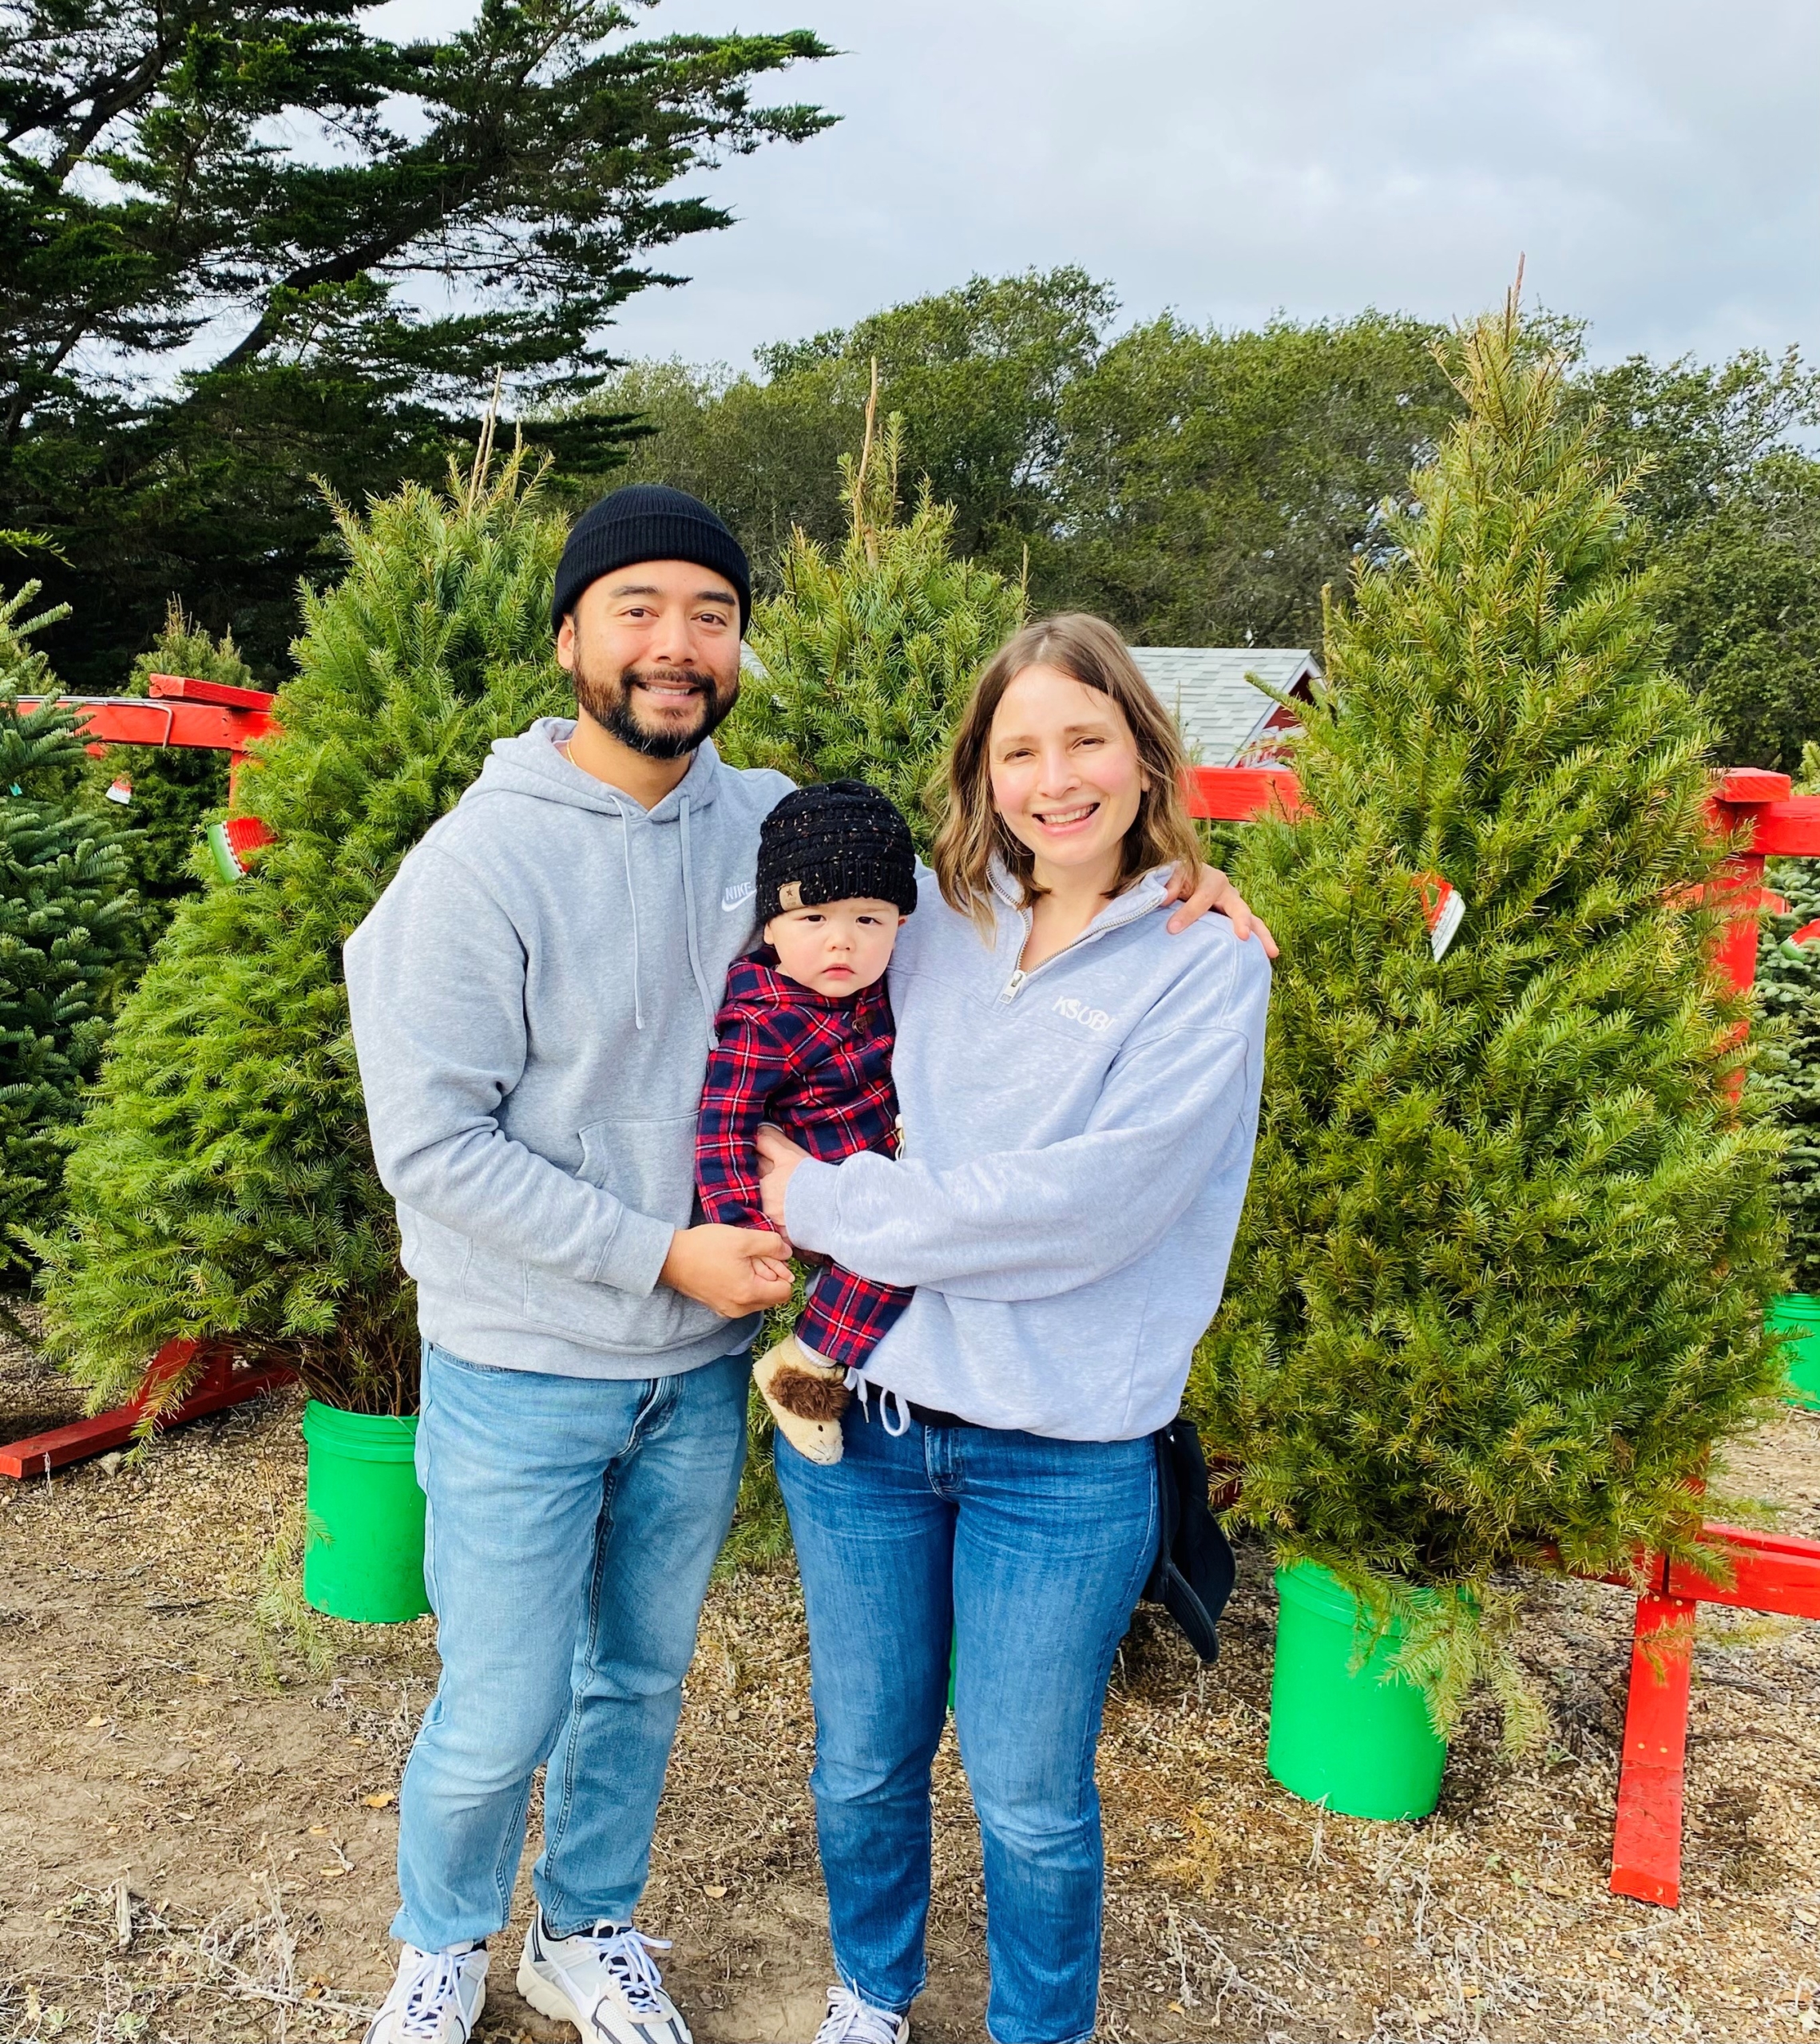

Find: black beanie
551;483;751;635
756;782;919;925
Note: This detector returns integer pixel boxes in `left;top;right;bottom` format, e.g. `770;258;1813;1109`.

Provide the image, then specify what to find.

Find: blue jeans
391;1341;749;1952
777;1407;1159;2044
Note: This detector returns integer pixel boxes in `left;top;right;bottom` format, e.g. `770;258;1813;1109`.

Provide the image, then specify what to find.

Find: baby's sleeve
694;1007;792;1228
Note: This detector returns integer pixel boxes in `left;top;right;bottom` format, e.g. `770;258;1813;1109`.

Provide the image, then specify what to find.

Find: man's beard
572;656;738;760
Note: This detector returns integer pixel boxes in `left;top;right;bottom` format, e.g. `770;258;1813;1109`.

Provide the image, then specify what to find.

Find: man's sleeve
696;1010;792;1228
343;842;676;1297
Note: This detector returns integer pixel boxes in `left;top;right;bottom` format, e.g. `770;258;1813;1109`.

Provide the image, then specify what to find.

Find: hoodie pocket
523;1112;709;1347
574;1111;701;1225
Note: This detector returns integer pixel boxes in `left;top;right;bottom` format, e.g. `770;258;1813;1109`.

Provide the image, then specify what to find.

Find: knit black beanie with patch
551;483;751;635
756;781;919;926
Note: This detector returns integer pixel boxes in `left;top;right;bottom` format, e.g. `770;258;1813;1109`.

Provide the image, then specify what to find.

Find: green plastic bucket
1768;1295;1820;1412
1267;1561;1448;1820
301;1400;430;1623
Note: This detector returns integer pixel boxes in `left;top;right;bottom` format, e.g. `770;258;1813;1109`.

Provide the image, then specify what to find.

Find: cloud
375;0;1820;370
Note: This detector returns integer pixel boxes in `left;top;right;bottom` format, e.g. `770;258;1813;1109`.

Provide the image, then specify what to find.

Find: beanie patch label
778;881;803;910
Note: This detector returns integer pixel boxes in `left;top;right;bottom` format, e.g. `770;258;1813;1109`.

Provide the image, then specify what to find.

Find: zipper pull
1000;969;1027;1003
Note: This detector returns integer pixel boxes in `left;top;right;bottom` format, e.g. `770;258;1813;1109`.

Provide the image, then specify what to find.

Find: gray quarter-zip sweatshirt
783;866;1271;1439
343;724;794;1378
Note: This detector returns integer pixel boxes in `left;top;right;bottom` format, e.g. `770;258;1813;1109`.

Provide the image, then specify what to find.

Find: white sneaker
812;1984;910;2044
362;1942;488;2042
517;1907;692;2043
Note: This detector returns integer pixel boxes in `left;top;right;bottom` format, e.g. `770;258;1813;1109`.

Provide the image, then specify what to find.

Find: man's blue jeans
391;1341;749;1952
776;1407;1160;2044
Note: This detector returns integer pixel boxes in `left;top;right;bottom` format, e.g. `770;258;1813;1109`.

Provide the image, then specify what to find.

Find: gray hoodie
785;866;1271;1440
343;723;793;1378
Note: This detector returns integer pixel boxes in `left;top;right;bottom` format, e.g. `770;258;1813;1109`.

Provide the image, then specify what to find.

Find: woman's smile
1029;799;1100;836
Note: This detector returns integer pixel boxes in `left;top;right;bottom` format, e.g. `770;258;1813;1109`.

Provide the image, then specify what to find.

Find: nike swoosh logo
722;881;756;911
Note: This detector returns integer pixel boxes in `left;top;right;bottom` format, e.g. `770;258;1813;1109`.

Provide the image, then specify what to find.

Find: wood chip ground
4;1325;1819;2042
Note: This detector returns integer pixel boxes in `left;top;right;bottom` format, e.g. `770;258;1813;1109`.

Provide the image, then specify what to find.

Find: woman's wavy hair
930;612;1203;931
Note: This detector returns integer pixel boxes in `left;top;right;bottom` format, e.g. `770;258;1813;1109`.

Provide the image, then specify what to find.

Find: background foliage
0;588;137;1285
2;0;831;687
723;398;1026;848
602;268;1820;773
1756;743;1820;1296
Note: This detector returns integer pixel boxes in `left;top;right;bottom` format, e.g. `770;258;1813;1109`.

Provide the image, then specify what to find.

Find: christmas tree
723;374;1025;848
82;606;256;926
39;454;569;1414
0;584;138;1285
1199;296;1786;1731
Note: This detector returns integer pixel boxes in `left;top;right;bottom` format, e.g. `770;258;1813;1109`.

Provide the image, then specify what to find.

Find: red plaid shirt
695;949;910;1373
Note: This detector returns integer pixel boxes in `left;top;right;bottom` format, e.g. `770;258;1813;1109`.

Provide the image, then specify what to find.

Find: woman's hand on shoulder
1163;862;1279;957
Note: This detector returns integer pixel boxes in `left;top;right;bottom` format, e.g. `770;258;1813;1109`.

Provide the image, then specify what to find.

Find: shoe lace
813;1984;902;2044
585;1924;673;2017
396;1947;472;2038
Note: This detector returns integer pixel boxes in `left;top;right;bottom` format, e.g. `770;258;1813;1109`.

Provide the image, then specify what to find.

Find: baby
695;780;918;1464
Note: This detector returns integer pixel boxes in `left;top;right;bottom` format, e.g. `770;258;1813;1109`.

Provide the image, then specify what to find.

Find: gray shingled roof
1130;648;1321;765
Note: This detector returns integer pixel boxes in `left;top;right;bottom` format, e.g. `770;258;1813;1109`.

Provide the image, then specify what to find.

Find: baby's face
765;898;902;997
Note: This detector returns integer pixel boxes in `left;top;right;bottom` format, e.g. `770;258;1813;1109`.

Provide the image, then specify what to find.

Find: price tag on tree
1414;873;1466;961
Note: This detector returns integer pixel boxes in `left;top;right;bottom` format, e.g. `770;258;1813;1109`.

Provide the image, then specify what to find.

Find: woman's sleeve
783;966;1266;1301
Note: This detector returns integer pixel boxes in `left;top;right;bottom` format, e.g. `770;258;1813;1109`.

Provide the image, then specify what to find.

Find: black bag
1141;1416;1236;1663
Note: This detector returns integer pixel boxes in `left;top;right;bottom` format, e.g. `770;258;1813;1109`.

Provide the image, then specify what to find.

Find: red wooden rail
0;677;289;1477
0;1339;294;1480
1188;759;1820;1907
14;672;278;801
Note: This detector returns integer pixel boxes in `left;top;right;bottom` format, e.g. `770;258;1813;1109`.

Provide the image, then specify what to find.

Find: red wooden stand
16;671;277;802
2;676;285;1478
0;1338;295;1479
1610;1527;1820;1904
1188;758;1820;1908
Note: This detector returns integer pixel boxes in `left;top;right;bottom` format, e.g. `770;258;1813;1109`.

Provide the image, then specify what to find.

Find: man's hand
1164;861;1279;957
660;1224;793;1318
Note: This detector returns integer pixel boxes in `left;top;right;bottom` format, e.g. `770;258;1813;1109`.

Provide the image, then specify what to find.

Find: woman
756;614;1273;2044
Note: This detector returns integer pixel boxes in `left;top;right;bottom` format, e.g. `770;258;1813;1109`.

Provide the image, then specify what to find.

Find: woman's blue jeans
391;1341;749;1952
777;1405;1159;2044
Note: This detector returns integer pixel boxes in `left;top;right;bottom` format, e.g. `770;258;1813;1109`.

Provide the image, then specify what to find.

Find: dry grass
5;1321;1820;2042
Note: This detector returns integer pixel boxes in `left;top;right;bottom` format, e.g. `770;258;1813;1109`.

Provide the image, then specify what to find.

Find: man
347;485;794;2044
345;483;1266;2044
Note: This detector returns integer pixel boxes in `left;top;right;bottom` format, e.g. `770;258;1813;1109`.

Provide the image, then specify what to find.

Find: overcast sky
379;0;1818;374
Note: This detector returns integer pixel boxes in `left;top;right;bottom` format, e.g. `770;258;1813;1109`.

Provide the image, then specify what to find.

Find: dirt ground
6;1333;1820;2044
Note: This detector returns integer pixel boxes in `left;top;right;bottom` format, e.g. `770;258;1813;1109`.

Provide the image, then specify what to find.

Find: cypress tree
0;585;138;1284
721;391;1026;848
1199;299;1786;1733
38;456;569;1414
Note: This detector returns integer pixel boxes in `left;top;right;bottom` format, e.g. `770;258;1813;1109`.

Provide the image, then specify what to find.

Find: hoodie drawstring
610;797;644;1031
677;795;719;1050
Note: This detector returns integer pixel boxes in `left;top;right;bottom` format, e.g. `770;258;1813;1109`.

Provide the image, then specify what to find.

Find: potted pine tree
1199;296;1786;1817
39;454;571;1620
